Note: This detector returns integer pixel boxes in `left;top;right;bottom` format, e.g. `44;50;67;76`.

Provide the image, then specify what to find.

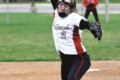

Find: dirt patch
0;61;120;80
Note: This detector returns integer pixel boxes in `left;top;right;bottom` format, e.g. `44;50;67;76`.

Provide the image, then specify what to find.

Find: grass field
0;13;120;62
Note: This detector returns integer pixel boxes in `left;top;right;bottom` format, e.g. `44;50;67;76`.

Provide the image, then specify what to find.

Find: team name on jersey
53;23;70;30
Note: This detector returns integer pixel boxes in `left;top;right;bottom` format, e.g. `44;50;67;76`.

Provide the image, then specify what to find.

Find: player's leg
84;9;91;19
81;9;91;33
67;53;91;80
92;8;100;23
60;51;73;80
61;61;71;80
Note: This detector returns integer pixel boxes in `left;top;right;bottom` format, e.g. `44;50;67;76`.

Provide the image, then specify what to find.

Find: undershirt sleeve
79;19;90;30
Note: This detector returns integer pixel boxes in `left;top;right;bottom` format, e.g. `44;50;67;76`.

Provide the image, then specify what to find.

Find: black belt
59;50;84;60
59;50;91;64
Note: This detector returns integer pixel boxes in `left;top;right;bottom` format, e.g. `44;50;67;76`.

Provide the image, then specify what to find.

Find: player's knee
68;74;80;80
67;74;82;80
67;75;75;80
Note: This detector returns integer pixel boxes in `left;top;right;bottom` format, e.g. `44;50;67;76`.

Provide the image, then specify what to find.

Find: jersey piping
73;25;85;54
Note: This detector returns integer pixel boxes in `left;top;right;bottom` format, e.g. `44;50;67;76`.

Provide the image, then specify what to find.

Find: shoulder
70;12;85;20
68;13;85;26
54;9;58;14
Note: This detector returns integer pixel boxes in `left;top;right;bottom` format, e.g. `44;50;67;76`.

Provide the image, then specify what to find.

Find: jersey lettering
53;23;70;30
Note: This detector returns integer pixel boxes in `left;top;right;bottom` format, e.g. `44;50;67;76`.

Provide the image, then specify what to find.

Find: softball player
83;0;100;24
50;0;102;80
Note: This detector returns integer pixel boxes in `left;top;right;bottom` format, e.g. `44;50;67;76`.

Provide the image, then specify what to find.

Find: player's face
58;3;70;13
58;0;71;17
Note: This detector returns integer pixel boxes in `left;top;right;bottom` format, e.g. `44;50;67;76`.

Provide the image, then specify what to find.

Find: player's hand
89;21;102;41
86;1;95;8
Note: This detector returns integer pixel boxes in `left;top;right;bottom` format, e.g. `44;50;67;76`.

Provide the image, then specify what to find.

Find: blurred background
0;0;120;2
0;0;120;14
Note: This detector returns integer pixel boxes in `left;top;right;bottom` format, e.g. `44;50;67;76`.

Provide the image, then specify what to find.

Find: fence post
7;0;9;25
105;0;109;22
81;0;84;16
30;0;37;13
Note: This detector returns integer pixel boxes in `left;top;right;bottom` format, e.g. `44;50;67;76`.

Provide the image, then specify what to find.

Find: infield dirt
0;61;120;80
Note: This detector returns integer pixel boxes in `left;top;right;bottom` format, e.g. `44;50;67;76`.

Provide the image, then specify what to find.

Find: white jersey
52;9;86;55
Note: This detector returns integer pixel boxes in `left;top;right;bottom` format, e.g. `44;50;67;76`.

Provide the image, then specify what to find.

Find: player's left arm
79;19;102;41
50;0;58;10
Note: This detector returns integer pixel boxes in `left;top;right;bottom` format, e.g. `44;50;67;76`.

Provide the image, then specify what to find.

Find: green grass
83;14;120;60
0;13;120;62
0;13;60;61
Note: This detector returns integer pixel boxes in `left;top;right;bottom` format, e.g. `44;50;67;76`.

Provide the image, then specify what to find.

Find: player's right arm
50;0;58;10
80;19;102;41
